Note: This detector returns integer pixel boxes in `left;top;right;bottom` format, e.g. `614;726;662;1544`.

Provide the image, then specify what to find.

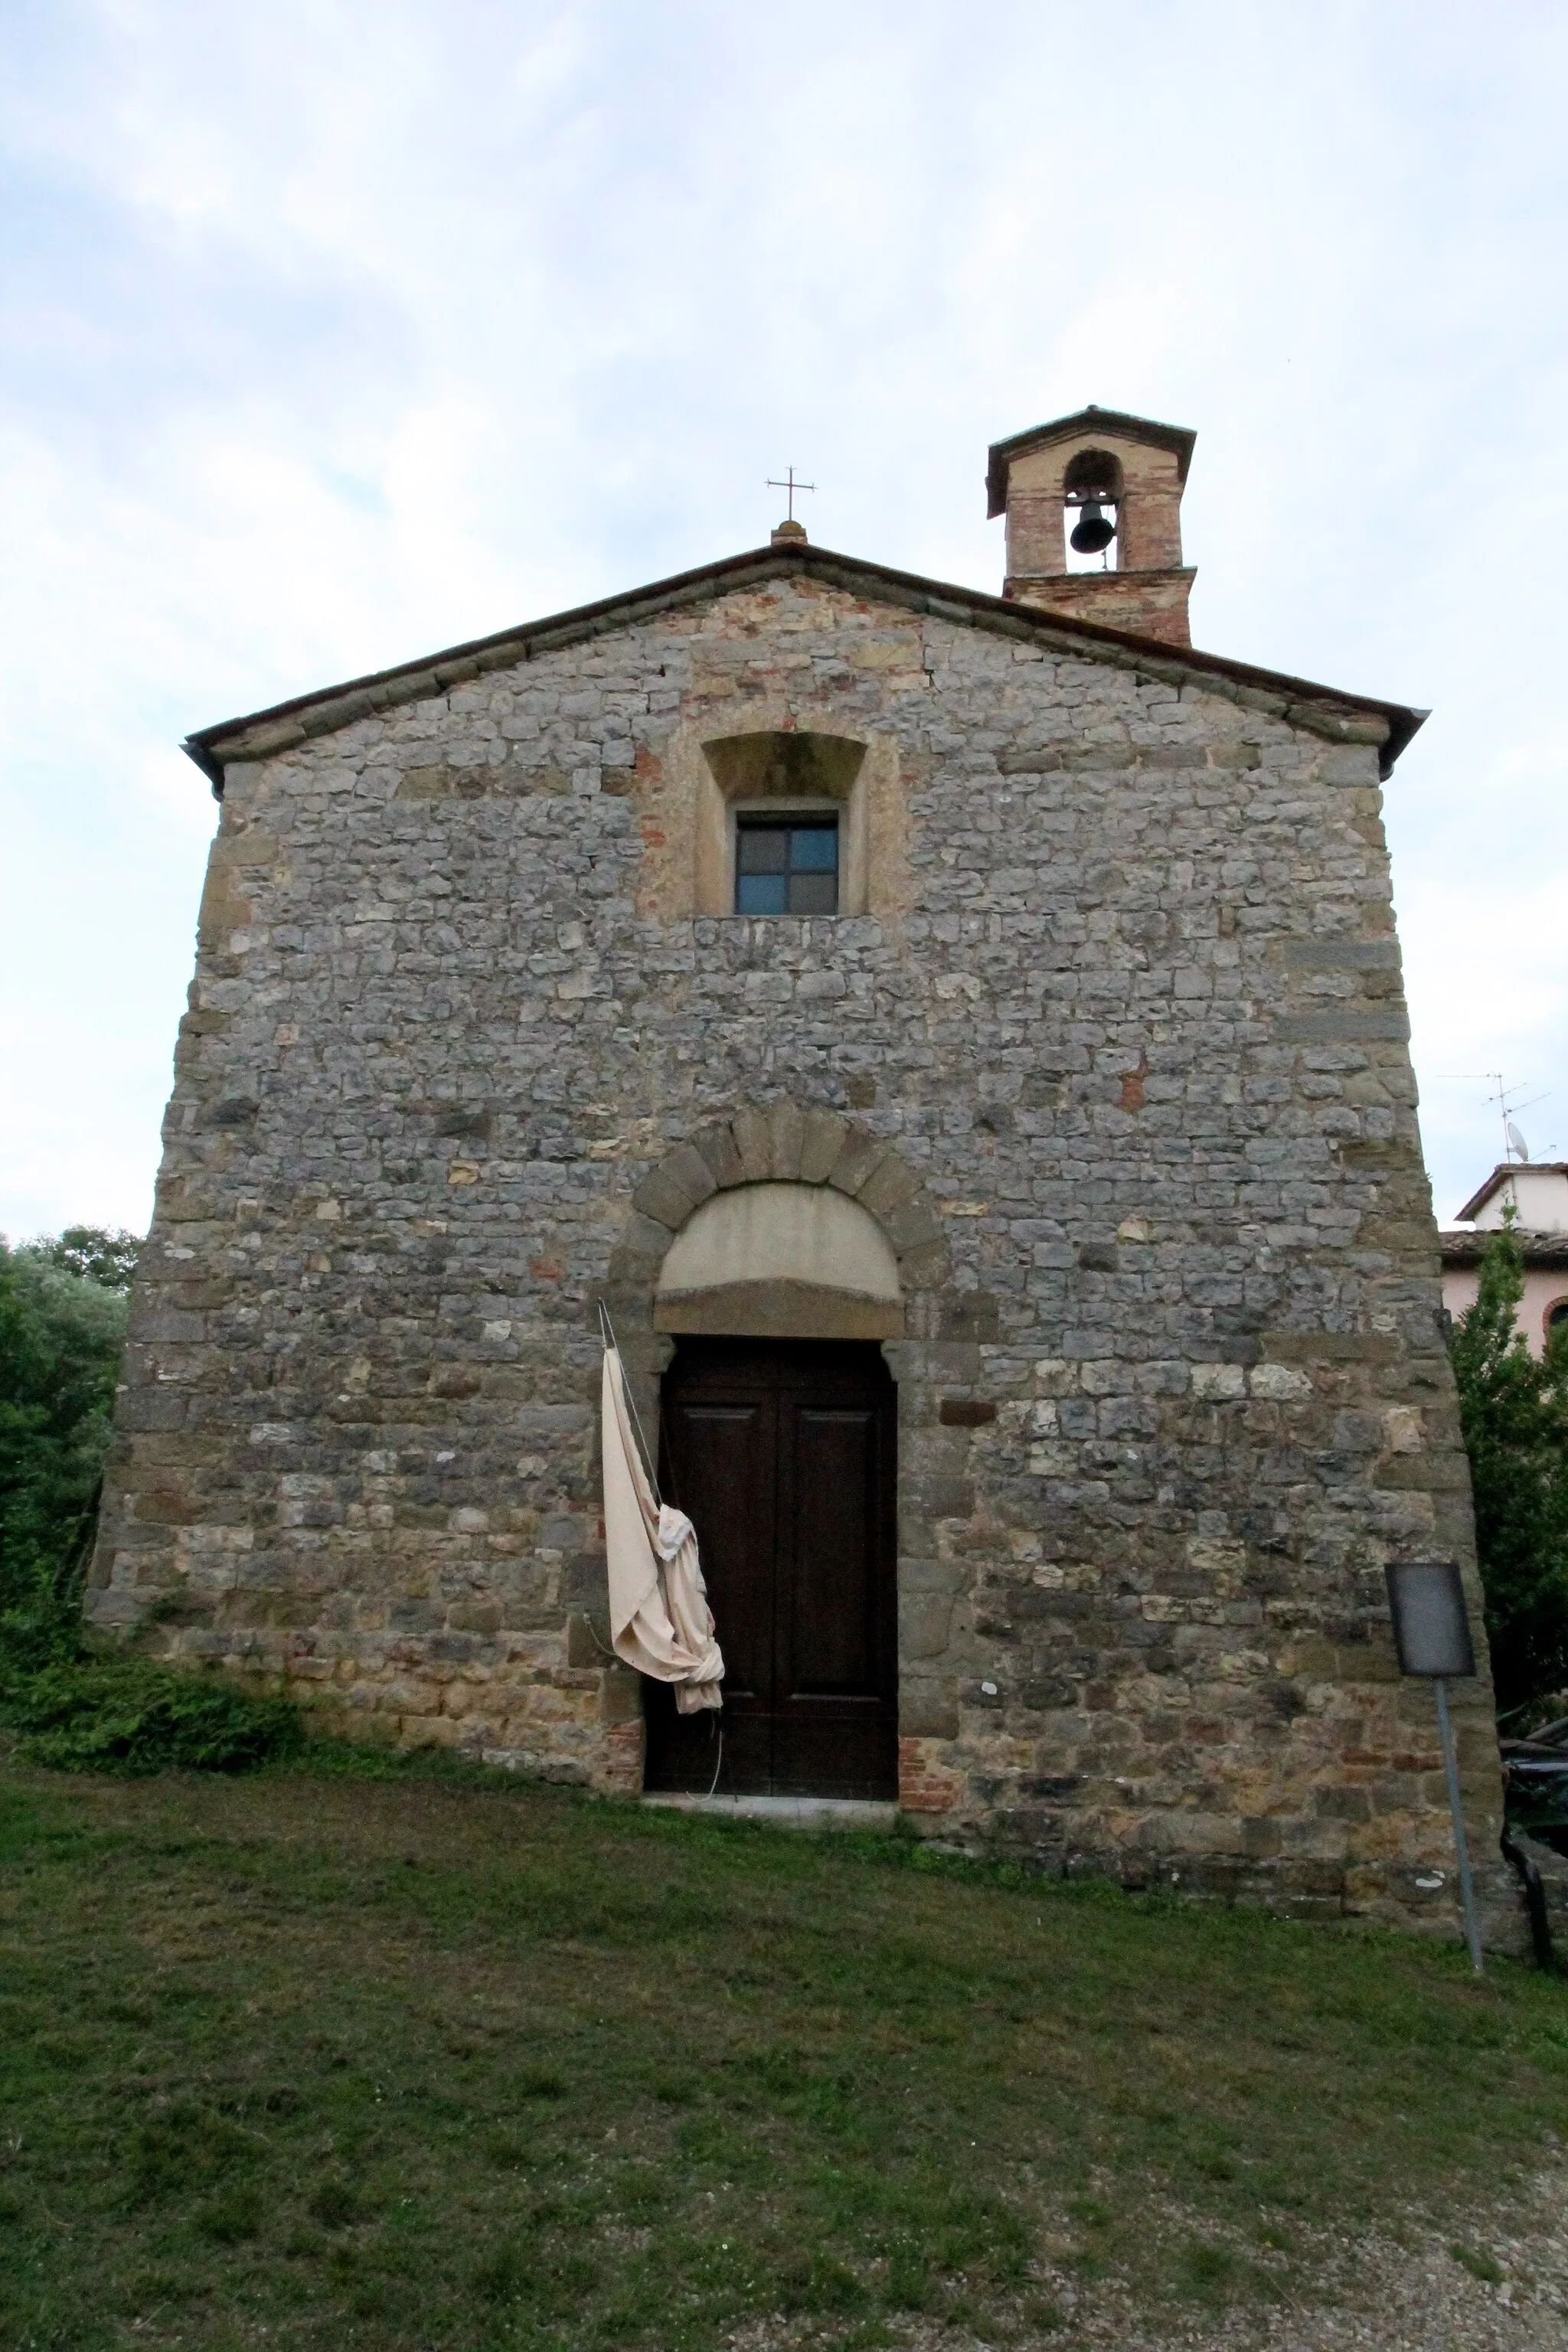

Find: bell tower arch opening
1061;446;1124;572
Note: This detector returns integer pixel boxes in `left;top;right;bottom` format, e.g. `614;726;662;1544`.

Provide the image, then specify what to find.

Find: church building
90;406;1505;1935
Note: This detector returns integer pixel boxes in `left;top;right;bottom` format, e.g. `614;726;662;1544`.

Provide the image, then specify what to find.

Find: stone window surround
699;729;868;918
632;703;911;929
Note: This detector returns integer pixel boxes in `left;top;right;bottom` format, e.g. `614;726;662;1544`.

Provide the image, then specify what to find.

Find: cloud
2;0;1566;1233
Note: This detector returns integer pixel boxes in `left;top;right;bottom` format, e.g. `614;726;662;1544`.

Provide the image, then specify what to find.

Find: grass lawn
2;1757;1565;2350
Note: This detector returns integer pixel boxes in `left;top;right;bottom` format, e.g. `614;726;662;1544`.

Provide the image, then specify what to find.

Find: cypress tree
1448;1217;1568;1714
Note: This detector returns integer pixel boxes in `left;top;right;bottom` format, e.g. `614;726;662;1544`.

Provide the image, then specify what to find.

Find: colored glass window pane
735;819;838;915
790;826;838;871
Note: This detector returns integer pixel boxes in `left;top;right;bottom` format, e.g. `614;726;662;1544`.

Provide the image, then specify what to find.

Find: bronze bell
1070;499;1116;555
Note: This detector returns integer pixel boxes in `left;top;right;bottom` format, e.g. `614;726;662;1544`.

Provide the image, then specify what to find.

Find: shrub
1448;1218;1568;1713
1;1227;303;1776
5;1656;303;1775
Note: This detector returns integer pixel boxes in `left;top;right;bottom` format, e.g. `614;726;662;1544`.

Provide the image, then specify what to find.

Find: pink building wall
1442;1262;1568;1361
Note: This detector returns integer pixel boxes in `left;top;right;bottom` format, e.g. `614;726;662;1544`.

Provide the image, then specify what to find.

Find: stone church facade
90;407;1505;1936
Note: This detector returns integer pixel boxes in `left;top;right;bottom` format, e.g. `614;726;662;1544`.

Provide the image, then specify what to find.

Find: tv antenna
1486;1073;1550;1163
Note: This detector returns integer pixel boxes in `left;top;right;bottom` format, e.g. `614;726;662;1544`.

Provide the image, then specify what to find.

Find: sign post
1384;1560;1483;1972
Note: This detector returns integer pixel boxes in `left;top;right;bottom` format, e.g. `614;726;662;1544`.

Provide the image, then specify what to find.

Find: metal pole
1434;1677;1483;1973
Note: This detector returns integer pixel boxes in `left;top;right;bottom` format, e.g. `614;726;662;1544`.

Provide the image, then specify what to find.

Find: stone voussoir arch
606;1102;951;1324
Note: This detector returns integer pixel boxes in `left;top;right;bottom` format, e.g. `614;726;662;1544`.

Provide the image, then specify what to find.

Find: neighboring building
1442;1163;1568;1358
90;403;1508;1938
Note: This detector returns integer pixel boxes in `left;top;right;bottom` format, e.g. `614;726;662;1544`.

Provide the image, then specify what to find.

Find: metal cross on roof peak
766;466;815;521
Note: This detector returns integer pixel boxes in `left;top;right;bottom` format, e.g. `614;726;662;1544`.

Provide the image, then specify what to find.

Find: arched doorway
645;1177;903;1800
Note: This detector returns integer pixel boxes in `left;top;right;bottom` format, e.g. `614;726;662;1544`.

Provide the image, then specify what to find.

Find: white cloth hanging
601;1345;724;1713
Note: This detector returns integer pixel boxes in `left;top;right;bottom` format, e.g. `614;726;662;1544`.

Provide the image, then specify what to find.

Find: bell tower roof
986;406;1196;518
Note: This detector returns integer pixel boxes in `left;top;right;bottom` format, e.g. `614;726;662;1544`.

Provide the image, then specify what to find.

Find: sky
2;0;1566;1241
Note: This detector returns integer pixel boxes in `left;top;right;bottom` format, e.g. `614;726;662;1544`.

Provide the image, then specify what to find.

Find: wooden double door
644;1338;898;1802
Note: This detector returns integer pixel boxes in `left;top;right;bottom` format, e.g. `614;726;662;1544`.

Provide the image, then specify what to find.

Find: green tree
0;1230;304;1772
0;1239;129;1653
1448;1217;1568;1713
31;1225;141;1293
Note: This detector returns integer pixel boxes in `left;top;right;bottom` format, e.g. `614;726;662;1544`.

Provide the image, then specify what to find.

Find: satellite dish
1507;1121;1530;1162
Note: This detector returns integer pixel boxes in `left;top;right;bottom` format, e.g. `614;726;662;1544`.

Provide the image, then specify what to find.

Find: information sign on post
1384;1560;1482;1971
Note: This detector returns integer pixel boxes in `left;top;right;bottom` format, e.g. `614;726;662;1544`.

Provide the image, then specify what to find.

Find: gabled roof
1455;1163;1568;1225
182;537;1424;796
985;406;1197;519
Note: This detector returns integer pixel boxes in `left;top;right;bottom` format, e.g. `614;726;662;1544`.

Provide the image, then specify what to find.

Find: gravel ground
733;2161;1568;2350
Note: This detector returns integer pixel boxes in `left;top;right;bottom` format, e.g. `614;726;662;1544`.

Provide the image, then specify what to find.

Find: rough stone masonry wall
90;571;1504;1934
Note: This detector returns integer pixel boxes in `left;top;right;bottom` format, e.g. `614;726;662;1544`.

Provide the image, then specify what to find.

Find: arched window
1546;1298;1568;1346
1063;448;1125;573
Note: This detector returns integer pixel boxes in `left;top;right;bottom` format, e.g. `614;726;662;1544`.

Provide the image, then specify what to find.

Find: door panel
645;1392;773;1797
668;1403;772;1701
781;1408;882;1696
642;1338;897;1801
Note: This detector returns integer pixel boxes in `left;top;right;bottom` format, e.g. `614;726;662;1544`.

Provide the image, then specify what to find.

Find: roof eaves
1455;1167;1507;1224
184;540;1425;795
1440;1228;1568;1267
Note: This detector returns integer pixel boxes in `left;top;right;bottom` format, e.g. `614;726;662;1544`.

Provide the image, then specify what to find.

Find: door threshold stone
641;1793;899;1831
